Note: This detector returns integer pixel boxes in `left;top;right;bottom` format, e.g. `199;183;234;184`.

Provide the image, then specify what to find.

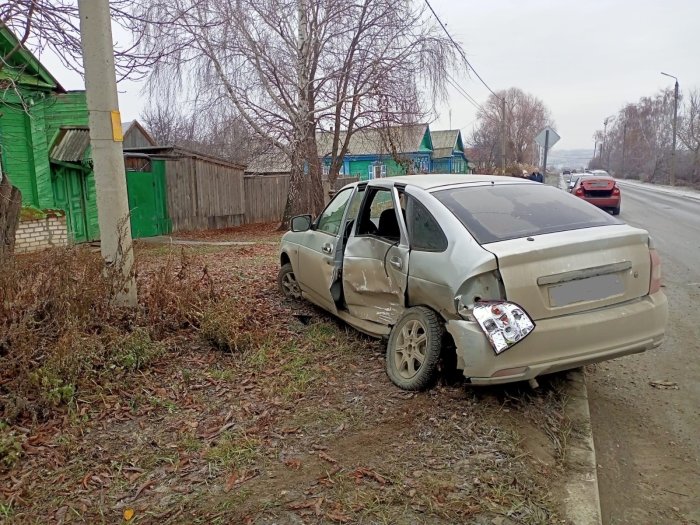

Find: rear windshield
433;183;621;244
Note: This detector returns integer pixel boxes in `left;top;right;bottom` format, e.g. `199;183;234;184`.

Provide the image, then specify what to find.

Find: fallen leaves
123;507;135;521
224;469;259;493
287;497;351;522
349;467;388;485
318;451;338;464
283;458;302;470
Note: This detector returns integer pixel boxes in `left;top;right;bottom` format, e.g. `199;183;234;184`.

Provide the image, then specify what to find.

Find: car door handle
322;243;333;254
389;256;402;270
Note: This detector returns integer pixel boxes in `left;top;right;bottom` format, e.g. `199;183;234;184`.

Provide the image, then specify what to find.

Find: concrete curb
561;369;602;525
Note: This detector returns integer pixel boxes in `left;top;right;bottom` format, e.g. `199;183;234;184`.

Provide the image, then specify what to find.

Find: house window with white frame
369;162;386;179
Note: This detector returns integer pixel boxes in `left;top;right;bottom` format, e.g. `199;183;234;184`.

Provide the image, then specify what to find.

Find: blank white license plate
548;273;624;307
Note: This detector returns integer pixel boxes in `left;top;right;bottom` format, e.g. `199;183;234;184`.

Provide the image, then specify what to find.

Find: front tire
386;307;444;391
278;263;301;299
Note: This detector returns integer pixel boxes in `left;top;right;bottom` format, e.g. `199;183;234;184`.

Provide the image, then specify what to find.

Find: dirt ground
172;222;284;242
1;228;575;524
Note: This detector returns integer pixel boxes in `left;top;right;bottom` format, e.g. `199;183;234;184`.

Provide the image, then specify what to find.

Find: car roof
361;174;532;191
578;174;614;181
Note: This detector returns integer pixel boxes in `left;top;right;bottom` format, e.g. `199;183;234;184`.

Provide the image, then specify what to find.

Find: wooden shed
123;146;246;232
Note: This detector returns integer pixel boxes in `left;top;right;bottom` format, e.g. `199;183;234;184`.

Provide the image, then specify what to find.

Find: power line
446;75;508;129
423;0;499;99
446;75;484;113
447;73;484;109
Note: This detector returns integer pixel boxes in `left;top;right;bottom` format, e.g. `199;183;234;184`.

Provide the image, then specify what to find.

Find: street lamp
661;72;679;186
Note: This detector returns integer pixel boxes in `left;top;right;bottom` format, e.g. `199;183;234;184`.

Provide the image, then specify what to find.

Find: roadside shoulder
616;179;700;202
560;369;602;525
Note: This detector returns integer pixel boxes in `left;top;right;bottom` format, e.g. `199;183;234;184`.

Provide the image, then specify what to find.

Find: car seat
377;209;400;240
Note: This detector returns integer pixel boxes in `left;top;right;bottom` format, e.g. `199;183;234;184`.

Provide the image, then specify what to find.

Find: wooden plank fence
166;166;356;231
165;157;246;232
243;174;289;224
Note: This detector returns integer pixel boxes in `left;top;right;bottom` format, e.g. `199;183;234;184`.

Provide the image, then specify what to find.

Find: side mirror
291;214;312;232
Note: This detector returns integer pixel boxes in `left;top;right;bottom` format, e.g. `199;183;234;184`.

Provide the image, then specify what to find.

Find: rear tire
386;307;444;391
612;206;621;215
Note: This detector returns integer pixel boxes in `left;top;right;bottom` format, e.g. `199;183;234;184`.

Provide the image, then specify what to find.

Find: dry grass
0;237;571;523
0;246;214;424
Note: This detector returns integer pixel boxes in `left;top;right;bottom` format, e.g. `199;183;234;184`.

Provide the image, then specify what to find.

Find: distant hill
547;149;595;170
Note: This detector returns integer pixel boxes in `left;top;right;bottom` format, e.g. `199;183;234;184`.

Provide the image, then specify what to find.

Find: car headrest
378;208;400;240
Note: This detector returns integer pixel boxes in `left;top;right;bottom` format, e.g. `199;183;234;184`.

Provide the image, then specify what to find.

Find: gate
125;156;171;238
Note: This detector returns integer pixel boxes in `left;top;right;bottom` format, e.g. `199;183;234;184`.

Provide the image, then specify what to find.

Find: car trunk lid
581;178;615;197
483;225;651;320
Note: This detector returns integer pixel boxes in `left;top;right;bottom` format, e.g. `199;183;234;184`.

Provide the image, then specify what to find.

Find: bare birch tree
133;0;458;224
0;0;155;80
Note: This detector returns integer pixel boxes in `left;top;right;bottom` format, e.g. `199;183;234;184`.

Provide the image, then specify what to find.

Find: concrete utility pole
500;97;506;174
661;72;679;186
78;0;137;305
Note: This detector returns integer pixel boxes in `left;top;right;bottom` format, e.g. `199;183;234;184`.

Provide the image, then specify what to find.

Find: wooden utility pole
77;0;137;305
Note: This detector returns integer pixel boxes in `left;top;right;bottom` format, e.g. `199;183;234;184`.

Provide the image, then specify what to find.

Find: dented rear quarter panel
404;186;499;319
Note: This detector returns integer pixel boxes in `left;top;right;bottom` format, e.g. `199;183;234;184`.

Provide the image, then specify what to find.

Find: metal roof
432;147;456;159
50;127;90;163
316;124;430;157
430;130;459;150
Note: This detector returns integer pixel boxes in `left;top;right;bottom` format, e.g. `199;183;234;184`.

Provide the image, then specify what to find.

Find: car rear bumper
446;291;667;385
582;196;620;208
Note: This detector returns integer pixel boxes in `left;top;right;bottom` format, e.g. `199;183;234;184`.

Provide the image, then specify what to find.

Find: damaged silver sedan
278;175;668;390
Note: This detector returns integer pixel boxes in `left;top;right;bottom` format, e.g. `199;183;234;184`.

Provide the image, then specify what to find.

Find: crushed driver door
342;185;409;326
296;187;355;313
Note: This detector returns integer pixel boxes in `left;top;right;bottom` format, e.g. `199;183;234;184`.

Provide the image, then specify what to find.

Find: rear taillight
472;302;535;355
613;185;620;195
574;187;584;196
649;248;662;294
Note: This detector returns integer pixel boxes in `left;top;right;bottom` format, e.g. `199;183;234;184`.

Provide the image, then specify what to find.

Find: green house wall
0;27;100;242
0;87;99;240
0;94;30;202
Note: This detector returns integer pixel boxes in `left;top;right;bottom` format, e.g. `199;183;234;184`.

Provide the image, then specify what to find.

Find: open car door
342;185;409;326
295;187;354;313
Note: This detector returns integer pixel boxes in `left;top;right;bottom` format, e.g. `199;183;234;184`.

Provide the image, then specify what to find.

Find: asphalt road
586;182;700;525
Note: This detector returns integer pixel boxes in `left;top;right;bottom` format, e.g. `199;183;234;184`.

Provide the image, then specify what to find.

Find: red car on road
572;174;621;215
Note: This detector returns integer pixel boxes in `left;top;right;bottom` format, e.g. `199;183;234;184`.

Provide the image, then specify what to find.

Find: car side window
316;188;353;235
356;188;401;241
345;187;365;223
406;195;447;252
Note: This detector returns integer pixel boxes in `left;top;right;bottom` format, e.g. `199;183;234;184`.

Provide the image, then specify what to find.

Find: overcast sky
44;0;700;151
